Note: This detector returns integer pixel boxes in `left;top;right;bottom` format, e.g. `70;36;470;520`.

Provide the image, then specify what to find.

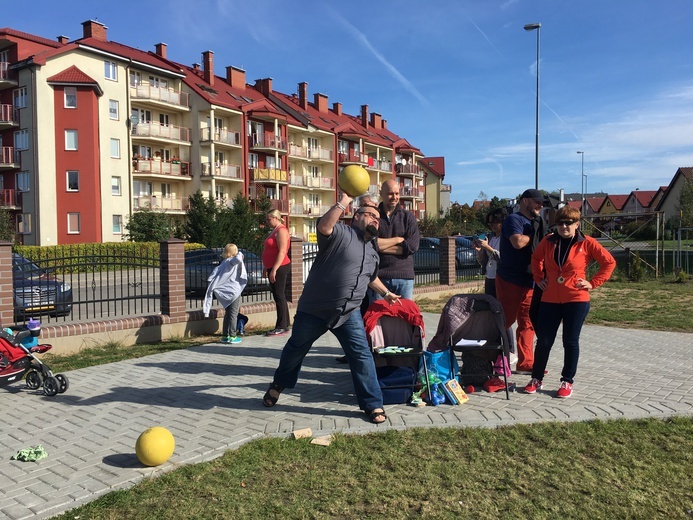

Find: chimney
155;43;167;59
298;82;308;110
361;105;369;128
314;93;328;113
225;66;246;90
202;50;214;86
193;63;200;72
254;78;273;97
382;119;387;130
332;102;342;116
57;35;69;45
81;20;108;41
370;112;382;129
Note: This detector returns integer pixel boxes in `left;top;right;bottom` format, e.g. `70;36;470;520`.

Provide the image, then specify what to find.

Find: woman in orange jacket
523;206;615;398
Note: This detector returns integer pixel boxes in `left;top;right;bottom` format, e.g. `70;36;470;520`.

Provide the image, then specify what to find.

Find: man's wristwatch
382;290;390;298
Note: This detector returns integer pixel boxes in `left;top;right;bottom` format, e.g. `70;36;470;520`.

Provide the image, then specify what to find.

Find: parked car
413;237;479;272
184;248;268;294
12;253;73;319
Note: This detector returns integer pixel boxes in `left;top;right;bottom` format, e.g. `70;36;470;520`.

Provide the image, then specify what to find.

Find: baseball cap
520;189;545;203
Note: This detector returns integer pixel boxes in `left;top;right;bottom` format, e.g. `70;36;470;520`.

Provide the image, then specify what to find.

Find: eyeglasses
556;220;578;226
357;210;379;220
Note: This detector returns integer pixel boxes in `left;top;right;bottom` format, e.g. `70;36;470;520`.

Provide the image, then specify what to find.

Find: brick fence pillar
286;237;304;303
0;242;14;327
440;236;456;286
160;239;187;319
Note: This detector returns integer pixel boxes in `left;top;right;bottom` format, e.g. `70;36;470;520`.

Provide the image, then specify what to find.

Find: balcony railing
133;159;190;176
338;150;367;165
310;147;333;161
0;146;18;167
289;144;308;158
250;167;287;183
0;62;17;84
132;195;189;211
0;104;18;126
289;174;334;189
201;163;242;179
0;189;20;207
400;186;424;198
250;198;288;213
251;132;287;151
289;203;332;217
397;163;424;176
130;84;189;108
131;122;190;142
201;128;241;146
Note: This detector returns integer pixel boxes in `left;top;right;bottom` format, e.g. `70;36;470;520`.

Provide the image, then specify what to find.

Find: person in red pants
495;189;545;374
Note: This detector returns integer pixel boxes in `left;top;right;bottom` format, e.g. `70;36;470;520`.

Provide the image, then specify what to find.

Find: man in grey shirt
262;192;400;424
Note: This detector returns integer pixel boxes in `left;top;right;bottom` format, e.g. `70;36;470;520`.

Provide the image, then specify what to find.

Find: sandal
366;408;387;424
263;382;284;407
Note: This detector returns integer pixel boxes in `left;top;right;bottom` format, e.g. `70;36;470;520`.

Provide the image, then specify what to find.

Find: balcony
338;150;367;166
366;158;392;172
250;132;287;153
133;158;191;177
0;104;18;129
0;63;18;89
201;162;243;180
400;185;424;199
0;189;20;209
0;146;19;169
289;174;334;190
250;167;287;183
131;122;191;143
289;204;333;217
251;198;288;213
132;195;189;212
396;163;424;177
130;84;189;109
200;128;241;147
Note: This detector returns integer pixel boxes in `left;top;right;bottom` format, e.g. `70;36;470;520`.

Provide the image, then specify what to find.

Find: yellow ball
338;165;370;197
135;426;175;467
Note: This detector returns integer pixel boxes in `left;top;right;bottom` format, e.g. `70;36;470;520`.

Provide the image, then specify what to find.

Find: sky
4;0;693;205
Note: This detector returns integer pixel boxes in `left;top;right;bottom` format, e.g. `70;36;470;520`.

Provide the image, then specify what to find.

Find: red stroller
0;324;69;397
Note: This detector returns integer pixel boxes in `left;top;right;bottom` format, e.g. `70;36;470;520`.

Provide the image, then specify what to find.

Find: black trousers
270;263;291;329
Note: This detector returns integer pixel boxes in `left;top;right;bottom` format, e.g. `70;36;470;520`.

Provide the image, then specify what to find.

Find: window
129;71;142;87
14;129;29;150
110;138;120;158
67;213;81;234
267;156;277;169
65;130;78;150
16;171;30;192
309;165;319;178
161;183;171;198
66;170;79;191
13;87;27;109
109;100;119;119
111;176;121;196
104;61;117;81
113;215;123;234
248;153;258;168
17;214;31;234
214;151;225;165
338;140;349;154
159;113;169;126
215;185;225;200
64;87;77;108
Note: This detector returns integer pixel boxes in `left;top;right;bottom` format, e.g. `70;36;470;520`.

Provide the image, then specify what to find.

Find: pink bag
492;353;511;377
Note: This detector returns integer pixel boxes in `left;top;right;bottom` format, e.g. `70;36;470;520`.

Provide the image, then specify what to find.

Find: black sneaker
335;355;348;364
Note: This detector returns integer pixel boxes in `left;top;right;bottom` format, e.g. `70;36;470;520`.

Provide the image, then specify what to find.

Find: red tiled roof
606;194;629;210
420;156;445;177
631;190;658;207
0;27;63;48
47;65;97;84
586;196;606;211
566;200;582;210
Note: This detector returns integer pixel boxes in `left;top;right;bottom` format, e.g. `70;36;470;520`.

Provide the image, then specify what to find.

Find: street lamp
524;22;541;190
577;150;585;215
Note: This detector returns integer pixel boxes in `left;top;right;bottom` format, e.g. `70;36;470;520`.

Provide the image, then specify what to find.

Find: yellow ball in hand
338;165;370;197
135;426;175;466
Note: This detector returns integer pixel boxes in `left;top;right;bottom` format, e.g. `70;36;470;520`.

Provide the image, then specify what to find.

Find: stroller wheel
25;370;43;390
43;376;59;397
55;374;70;393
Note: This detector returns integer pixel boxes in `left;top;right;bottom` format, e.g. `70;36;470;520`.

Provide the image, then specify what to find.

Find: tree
677;177;693;227
0;208;14;242
184;191;220;246
124;207;174;242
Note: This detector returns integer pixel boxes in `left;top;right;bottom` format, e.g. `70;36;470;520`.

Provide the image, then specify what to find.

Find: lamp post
577;150;585;215
524;22;541;190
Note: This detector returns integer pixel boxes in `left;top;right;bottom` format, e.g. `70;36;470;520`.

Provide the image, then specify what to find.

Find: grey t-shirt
298;222;379;328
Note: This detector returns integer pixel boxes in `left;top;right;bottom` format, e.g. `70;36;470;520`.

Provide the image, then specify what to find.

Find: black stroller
0;324;69;397
428;293;513;399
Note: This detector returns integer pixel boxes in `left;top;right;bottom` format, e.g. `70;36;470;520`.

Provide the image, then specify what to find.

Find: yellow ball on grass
135;426;175;467
338;165;370;197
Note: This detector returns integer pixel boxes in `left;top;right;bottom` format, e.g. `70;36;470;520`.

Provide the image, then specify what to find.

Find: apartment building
1;20;444;245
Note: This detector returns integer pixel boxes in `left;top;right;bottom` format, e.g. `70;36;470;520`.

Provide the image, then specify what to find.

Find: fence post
440;236;456;285
160;239;187;319
0;242;13;327
286;237;304;303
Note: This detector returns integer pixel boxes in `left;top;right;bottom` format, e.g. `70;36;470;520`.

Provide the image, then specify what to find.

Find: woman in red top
262;209;291;336
523;206;615;398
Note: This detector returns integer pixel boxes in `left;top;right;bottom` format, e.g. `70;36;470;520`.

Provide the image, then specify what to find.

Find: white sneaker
509;352;518;366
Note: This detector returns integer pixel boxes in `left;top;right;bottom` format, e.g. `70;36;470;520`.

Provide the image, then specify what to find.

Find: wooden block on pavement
292;428;313;439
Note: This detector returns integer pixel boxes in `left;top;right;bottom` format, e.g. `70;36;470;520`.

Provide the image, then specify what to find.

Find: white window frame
161;183;171;198
110;138;120;158
267;155;277;169
16;170;30;192
13;87;28;109
109;99;119;120
113;215;123;234
64;87;77;108
65;129;78;150
111;176;121;196
215;185;225;200
14;129;29;150
66;170;79;192
129;71;142;87
248;153;258;168
67;212;81;234
17;213;31;235
104;61;117;81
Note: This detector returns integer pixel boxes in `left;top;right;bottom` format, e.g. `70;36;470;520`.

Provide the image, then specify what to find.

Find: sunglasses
556;220;578;226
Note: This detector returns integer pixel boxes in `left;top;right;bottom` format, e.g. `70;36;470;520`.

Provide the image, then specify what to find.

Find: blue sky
5;1;693;205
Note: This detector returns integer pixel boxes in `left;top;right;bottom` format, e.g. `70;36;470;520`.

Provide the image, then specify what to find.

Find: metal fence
674;227;693;276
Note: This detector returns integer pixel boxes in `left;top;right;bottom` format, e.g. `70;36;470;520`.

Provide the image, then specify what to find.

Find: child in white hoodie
204;244;248;344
